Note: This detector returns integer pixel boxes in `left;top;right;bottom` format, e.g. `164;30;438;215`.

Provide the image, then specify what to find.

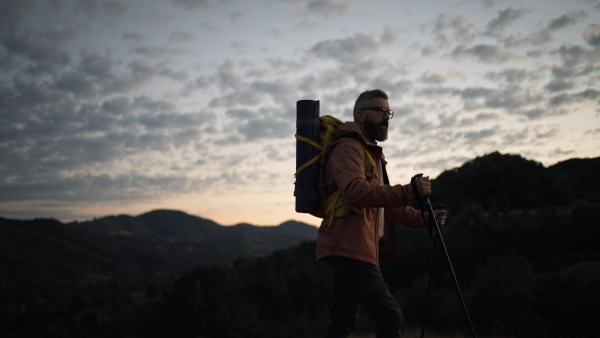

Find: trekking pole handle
411;173;432;206
411;174;432;235
429;204;447;231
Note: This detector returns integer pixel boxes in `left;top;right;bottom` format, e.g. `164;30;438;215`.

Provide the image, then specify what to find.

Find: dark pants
320;256;403;338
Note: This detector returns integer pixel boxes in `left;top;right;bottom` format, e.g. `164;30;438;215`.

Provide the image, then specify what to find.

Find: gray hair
353;89;389;120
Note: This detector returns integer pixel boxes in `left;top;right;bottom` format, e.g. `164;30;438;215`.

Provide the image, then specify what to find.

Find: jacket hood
335;121;377;146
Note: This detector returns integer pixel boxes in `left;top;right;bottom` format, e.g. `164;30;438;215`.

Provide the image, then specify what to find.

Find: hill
2;151;599;337
71;209;317;270
0;210;318;336
432;151;600;212
1;210;317;283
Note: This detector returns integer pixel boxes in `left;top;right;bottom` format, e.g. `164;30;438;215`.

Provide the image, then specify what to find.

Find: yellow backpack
295;115;376;226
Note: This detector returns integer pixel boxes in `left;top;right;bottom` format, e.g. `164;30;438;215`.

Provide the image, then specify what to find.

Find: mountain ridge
0;210;318;286
3;151;599;283
2;151;600;337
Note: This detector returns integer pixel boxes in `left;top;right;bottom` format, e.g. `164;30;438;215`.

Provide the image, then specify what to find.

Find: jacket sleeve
390;206;427;228
327;141;415;208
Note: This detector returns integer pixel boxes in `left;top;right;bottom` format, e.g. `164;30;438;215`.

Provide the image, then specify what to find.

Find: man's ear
355;110;364;123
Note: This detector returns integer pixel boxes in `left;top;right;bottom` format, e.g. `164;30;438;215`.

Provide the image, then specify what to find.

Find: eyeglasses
360;106;394;119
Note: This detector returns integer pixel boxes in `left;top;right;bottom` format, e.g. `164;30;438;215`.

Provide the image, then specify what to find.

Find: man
316;89;447;338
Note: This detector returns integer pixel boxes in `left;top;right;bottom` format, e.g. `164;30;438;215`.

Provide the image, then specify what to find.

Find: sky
0;0;599;227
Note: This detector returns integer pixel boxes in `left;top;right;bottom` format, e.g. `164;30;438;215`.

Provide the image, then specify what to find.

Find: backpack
294;115;376;225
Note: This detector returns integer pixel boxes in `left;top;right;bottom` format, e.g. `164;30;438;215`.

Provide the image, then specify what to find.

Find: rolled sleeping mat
295;100;320;213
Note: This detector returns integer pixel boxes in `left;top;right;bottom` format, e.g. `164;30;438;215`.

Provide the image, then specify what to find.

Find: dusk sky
1;0;599;226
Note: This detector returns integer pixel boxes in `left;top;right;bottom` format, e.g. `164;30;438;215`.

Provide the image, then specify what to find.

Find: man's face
362;97;390;142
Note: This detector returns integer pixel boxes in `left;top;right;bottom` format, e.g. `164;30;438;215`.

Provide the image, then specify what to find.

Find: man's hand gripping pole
411;174;477;338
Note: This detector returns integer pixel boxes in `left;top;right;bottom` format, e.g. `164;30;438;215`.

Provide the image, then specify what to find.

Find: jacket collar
335;121;378;147
336;121;386;164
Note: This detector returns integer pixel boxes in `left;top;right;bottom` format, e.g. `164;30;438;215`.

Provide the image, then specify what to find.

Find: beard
364;116;388;141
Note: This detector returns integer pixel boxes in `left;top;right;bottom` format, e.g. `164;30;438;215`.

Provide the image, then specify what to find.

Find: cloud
463;128;497;142
485;7;529;35
548;148;575;157
266;58;306;72
309;33;380;62
123;31;146;41
545;79;574;92
250;79;296;103
460;87;493;99
169;30;196;42
548;89;600;107
501;127;530;146
519;108;561;120
263;144;289;162
0;172;194;203
2;34;71;74
420;70;447;84
433;14;475;44
215;59;243;91
78;50;117;79
557;45;590;67
550;45;600;83
497;10;587;48
83;0;132;18
455;85;548;114
306;0;355;17
44;22;85;44
172;0;221;11
230;7;251;24
308;29;399;62
585;128;600;136
547;10;586;31
485;88;542;111
0;85;204;184
484;68;533;83
1;0;599;224
131;45;189;58
452;44;515;63
55;70;97;97
6;49;181;104
150;5;178;21
535;127;559;139
583;24;600;48
0;0;34;30
237;116;292;141
298;69;352;93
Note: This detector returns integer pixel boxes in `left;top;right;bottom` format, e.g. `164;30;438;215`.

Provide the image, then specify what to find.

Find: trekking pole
420;204;443;338
411;174;477;338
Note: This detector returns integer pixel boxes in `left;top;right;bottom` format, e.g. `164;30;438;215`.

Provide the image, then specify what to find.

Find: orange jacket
315;122;426;265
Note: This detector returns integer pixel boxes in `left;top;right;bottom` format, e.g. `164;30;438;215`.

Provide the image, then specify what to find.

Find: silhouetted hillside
0;211;316;316
0;210;318;336
71;210;317;267
77;210;224;240
2;152;599;337
432;151;600;212
0;210;317;283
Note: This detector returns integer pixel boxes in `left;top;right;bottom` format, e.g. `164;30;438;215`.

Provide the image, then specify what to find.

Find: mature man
316;89;446;338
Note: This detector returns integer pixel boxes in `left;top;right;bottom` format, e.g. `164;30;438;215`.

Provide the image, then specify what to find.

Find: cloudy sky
1;0;599;226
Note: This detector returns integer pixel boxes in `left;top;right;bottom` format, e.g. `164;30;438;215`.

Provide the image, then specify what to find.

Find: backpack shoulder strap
334;137;377;177
322;137;379;226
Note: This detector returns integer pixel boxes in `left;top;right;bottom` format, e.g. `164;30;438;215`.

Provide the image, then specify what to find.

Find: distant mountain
72;210;318;266
0;211;317;286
